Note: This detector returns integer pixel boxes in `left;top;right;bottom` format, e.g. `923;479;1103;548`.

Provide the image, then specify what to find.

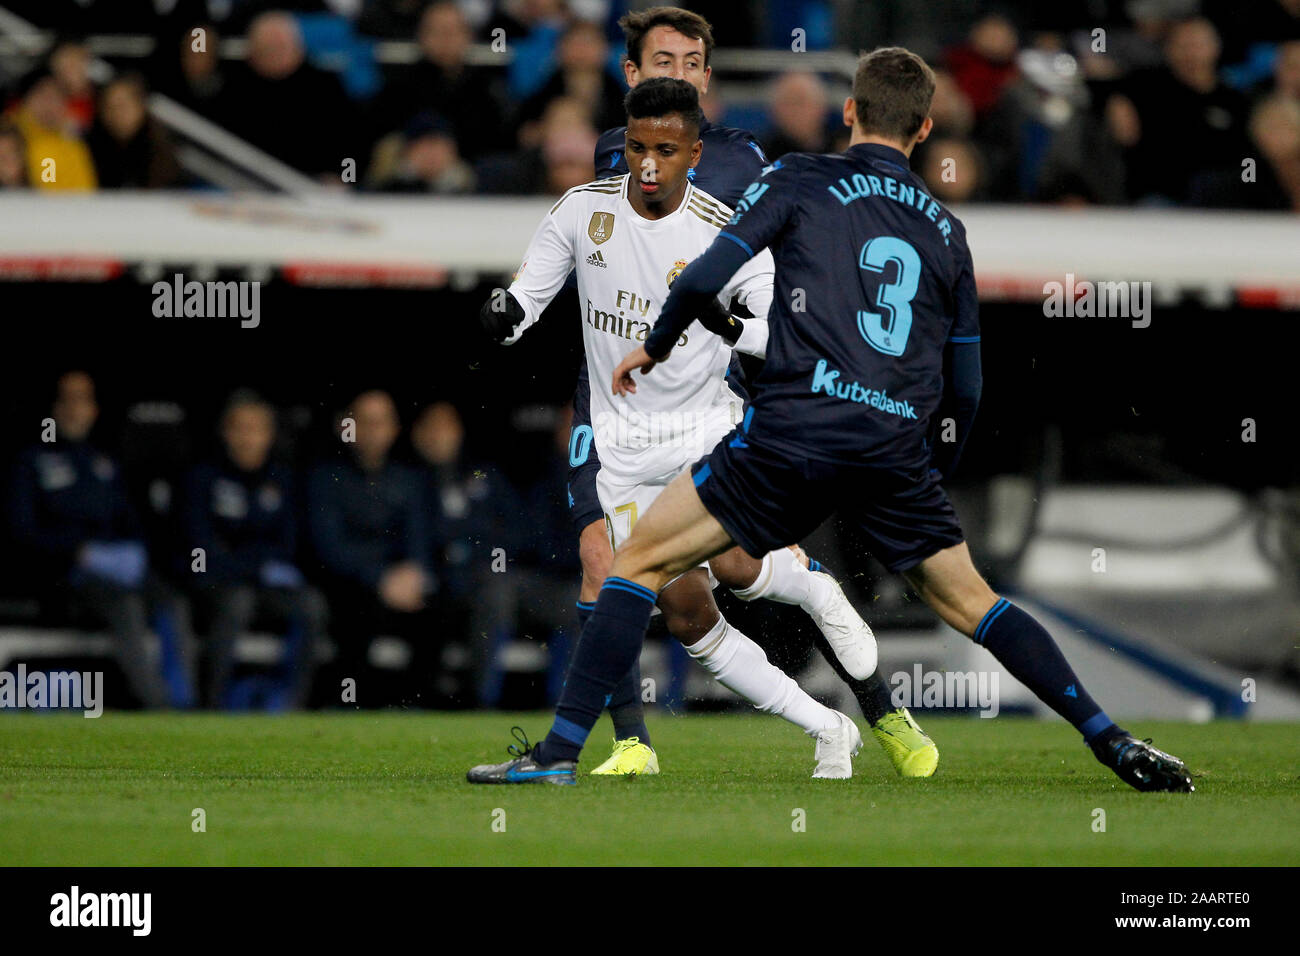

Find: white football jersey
507;174;774;484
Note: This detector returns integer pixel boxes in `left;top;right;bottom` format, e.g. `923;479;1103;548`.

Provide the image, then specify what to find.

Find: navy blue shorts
691;430;964;573
567;364;604;532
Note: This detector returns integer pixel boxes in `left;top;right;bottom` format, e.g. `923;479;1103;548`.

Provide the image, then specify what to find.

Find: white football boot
810;710;863;779
807;572;878;680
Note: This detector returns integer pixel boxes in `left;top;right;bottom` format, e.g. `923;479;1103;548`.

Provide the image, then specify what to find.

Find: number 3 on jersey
856;236;920;357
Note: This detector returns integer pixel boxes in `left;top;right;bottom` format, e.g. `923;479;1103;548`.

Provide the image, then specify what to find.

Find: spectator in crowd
1107;17;1252;204
502;407;583;704
307;390;434;703
411;401;515;607
87;74;183;188
760;70;835;158
515;19;626;146
1250;94;1300;209
48;39;97;134
0;122;30;188
974;42;1125;203
488;0;570;101
9;372;187;708
1260;38;1300;103
183;391;325;709
6;72;97;190
911;68;977;183
217;10;353;177
944;12;1021;118
476;95;596;194
151;22;227;119
410;400;525;705
379;1;509;161
1191;94;1300;209
536;98;601;193
357;0;434;38
368;111;477;193
917;136;986;204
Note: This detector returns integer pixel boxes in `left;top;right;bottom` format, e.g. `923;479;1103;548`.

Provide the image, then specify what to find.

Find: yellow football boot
588;737;660;776
871;708;939;777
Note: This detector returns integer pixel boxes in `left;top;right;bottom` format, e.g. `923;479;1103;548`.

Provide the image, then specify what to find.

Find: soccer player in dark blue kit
562;5;936;777
469;47;1194;792
556;1;935;780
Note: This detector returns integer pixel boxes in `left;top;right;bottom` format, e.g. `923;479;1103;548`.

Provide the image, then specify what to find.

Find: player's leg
576;520;612;604
569;412;655;758
611;471;860;774
655;568;858;773
711;540;936;776
710;546;876;680
467;471;734;783
577;516;660;774
902;542;1193;792
466;435;843;783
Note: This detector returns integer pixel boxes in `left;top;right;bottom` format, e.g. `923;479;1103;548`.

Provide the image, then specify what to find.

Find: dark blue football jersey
594;119;769;208
718;143;979;472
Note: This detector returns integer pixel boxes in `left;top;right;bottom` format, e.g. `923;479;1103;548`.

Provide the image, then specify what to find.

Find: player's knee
706;549;753;590
661;604;719;645
578;522;613;581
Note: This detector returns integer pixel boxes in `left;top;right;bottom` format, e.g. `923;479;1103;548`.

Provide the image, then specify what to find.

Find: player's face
626;26;710;95
624;114;702;208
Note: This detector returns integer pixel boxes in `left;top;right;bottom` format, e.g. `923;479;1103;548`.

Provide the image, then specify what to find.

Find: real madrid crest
666;258;688;286
588;211;615;244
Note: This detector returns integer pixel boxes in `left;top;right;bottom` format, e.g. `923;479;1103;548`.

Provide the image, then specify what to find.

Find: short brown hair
619;6;714;68
852;47;935;141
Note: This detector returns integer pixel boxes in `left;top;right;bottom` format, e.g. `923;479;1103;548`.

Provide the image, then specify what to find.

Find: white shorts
595;466;716;602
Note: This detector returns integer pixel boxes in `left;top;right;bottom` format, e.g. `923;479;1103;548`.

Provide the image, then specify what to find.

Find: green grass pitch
1;713;1297;866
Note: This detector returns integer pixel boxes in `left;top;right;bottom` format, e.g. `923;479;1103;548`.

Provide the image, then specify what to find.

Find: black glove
694;297;744;346
478;291;526;343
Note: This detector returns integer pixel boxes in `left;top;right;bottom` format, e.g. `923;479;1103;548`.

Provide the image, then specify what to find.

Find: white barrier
0;192;1297;302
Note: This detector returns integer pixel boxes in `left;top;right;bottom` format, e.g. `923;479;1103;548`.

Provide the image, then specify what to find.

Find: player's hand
695;298;743;346
612;346;658;396
477;292;525;344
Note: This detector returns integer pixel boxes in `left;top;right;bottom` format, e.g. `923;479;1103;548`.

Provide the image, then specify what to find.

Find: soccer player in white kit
475;78;876;778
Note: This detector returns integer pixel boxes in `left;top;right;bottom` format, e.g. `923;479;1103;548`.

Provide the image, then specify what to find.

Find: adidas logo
586;250;607;268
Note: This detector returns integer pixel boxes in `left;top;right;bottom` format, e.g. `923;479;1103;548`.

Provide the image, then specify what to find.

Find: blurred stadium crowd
7;371;581;710
0;0;1296;208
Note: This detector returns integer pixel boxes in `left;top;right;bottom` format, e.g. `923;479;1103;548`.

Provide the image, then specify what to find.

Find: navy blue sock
537;578;657;763
564;603;650;745
975;599;1116;743
607;662;651;746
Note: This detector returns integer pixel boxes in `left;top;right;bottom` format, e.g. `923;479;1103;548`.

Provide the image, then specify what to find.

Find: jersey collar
620;173;695;225
848;142;911;172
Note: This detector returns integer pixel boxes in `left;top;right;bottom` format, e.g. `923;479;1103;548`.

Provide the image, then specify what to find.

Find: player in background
473;78;873;782
470;48;1194;794
568;4;938;778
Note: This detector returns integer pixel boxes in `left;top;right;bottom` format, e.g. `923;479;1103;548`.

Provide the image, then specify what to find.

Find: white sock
731;550;834;614
685;615;839;734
